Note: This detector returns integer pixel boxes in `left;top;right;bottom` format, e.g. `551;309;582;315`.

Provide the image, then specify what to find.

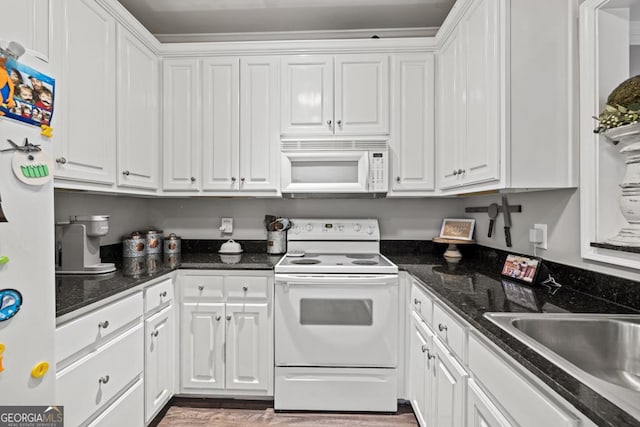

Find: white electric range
274;219;399;412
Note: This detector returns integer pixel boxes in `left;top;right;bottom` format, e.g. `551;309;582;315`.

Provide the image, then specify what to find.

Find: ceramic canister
164;233;181;255
123;231;146;257
145;230;164;254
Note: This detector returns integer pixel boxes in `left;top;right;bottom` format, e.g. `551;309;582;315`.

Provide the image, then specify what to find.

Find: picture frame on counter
439;218;475;241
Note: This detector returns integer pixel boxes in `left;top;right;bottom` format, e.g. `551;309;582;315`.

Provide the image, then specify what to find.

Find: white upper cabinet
116;26;159;190
239;56;280;193
52;0;117;185
389;53;436;195
281;54;389;136
201;57;240;191
3;0;51;62
162;58;201;191
436;0;577;193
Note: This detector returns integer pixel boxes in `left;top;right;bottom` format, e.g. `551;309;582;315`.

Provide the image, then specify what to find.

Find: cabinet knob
240;177;245;183
457;169;465;175
215;315;221;321
190;177;196;182
452;169;458;176
231;177;236;182
160;291;167;298
396;176;401;183
337;120;343;127
198;285;204;291
438;323;448;332
122;170;130;176
56;157;67;164
421;345;428;353
151;330;159;337
242;286;248;292
98;320;109;329
98;375;110;384
226;315;232;321
327;120;332;127
427;351;435;360
414;298;421;305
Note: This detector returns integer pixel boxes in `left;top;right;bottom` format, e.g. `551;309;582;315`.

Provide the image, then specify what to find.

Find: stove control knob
353;224;362;232
366;226;374;235
337;224;344;231
293;227;301;234
306;223;314;232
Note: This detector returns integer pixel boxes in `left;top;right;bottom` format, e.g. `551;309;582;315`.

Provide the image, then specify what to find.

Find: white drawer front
181;274;224;301
468;334;581;427
87;379;144;427
226;276;268;299
57;324;144;427
56;292;143;364
410;281;433;325
433;302;466;361
144;278;174;314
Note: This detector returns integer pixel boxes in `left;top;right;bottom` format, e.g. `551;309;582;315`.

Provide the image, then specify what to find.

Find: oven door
281;151;369;194
275;274;398;367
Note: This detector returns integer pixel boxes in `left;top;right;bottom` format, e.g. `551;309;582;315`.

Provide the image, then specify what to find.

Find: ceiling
117;0;456;42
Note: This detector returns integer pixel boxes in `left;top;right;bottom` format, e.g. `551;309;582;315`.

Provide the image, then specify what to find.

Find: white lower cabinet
432;337;468;427
145;305;175;423
409;312;432;426
467;379;513;427
179;271;273;396
88;379;144;427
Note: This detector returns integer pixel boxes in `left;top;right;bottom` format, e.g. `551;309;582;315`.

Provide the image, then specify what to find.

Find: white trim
95;0;162;53
631;21;640;45
156;27;439;44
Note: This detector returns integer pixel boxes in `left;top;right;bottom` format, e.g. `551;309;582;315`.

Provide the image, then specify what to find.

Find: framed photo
500;254;541;284
439;218;475;241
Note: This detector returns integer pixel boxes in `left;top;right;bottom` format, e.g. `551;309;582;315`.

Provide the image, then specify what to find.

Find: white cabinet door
335;54;389;135
163;58;201;191
53;0;116;184
181;303;225;390
281;55;334;136
239;56;280;193
459;0;501;187
409;315;429;427
432;337;468;427
390;53;435;194
225;303;270;391
145;305;174;423
467;379;513;427
116;26;159;190
437;29;464;190
4;0;51;62
87;379;144;427
202;57;240;191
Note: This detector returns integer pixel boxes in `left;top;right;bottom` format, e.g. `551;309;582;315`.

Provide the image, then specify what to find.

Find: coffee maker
56;215;116;274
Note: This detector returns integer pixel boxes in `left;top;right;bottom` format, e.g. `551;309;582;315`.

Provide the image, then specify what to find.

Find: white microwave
280;140;388;198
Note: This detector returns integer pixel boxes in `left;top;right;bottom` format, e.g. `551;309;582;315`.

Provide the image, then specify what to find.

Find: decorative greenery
594;75;640;134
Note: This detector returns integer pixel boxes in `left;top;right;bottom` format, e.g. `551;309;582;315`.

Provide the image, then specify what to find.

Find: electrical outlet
533;224;548;249
219;217;233;234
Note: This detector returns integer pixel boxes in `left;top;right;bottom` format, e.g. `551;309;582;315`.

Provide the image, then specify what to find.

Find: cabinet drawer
87;379;143;427
57;323;143;427
433;302;466;361
144;278;174;314
410;281;433;325
181;274;224;300
56;292;143;364
226;276;268;299
469;334;581;427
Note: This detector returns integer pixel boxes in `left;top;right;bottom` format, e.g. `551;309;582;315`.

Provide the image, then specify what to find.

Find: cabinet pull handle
190;177;196;182
152;330;159;337
98;320;109;329
122;170;130;176
240;177;245;183
452;169;458;176
421;345;428;353
396;176;401;183
215;315;221;321
160;291;167;298
427;351;435;360
337;120;343;127
438;323;448;332
226;315;232;321
242;286;248;292
56;157;67;164
327;120;332;127
414;298;421;305
98;375;110;384
198;285;204;291
458;169;465;175
231;177;236;182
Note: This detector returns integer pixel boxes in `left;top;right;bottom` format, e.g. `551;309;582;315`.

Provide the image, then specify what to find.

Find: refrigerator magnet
11;149;53;185
0;289;23;322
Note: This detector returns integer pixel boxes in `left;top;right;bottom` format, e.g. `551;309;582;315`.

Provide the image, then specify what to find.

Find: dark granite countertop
388;254;640;427
56;252;282;318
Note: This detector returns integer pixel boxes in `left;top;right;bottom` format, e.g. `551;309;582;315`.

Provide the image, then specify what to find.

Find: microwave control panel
369;152;387;192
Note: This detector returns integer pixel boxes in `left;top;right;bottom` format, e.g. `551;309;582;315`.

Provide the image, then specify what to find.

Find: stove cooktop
275;253;398;274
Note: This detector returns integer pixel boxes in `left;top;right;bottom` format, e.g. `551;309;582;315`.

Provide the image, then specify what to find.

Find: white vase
604;122;640;246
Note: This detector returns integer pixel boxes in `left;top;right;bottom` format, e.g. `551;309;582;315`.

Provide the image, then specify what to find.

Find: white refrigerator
0;51;55;405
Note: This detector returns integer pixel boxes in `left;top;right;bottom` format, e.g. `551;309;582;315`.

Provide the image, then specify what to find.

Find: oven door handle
275;274;398;286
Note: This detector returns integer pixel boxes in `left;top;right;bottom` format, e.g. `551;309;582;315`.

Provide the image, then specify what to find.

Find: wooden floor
154;399;419;427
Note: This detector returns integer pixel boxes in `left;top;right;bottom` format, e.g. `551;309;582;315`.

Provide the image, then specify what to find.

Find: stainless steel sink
485;313;640;420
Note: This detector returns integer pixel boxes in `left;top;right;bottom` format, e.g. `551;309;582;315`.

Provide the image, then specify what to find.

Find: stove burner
345;254;376;259
290;259;321;265
351;260;379;266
